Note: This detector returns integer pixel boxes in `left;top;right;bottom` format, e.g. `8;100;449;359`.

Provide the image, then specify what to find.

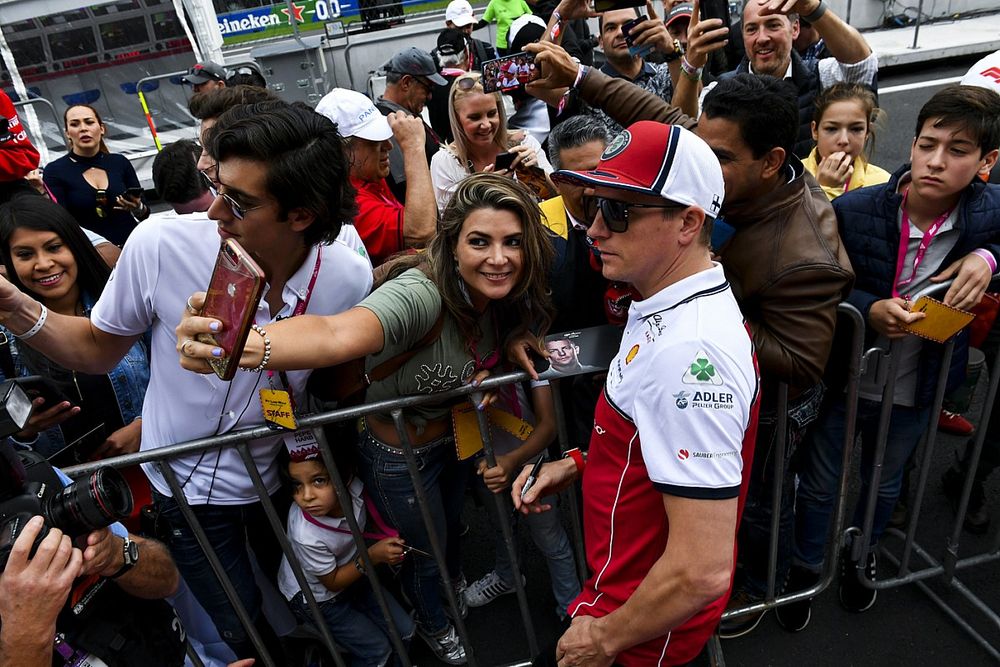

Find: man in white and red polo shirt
514;121;760;666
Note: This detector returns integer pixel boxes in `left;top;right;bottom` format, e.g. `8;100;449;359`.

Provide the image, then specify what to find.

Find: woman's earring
457;277;473;306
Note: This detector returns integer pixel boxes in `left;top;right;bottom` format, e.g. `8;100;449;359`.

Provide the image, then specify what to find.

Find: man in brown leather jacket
526;40;854;637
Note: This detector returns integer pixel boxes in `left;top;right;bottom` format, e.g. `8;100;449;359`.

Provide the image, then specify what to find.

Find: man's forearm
401;144;436;248
578;69;696;130
114;536;179;600
1;627;53;667
671;69;701;119
811;2;871;64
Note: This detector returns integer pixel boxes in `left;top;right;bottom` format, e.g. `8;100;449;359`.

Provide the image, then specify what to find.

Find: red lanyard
268;250;322;392
892;187;954;299
299;493;398;541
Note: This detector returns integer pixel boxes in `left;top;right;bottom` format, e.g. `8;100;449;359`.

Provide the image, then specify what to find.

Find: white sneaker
463;570;521;608
416;623;467;665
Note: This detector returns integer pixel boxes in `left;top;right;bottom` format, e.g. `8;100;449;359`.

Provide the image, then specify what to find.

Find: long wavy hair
384;174;554;346
446;73;509;172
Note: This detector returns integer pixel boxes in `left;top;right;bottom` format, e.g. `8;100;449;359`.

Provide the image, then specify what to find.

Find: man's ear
286;207;317;233
979;147;999;176
760;146;786;181
677;206;706;245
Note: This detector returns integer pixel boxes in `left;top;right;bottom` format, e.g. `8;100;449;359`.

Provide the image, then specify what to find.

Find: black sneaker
942;464;991;535
775;566;820;632
718;588;767;639
839;548;877;613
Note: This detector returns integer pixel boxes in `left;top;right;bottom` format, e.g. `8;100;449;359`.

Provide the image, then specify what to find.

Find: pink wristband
972;248;997;274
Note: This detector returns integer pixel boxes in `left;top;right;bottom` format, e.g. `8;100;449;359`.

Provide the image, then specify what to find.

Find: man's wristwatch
110;535;139;579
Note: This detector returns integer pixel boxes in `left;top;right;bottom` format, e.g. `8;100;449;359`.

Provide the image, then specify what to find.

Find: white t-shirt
430;133;554;214
277;477;366;603
90;216;373;505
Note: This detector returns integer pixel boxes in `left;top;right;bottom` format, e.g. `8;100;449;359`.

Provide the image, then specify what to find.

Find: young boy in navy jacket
777;85;1000;631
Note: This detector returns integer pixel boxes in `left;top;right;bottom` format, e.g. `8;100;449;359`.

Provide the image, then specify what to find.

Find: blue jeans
154;490;287;659
473;477;580;614
357;428;469;635
794;398;932;570
738;384;823;599
290;580;414;667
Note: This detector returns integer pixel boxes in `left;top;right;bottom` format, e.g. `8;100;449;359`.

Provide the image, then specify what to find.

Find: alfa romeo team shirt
569;264;760;666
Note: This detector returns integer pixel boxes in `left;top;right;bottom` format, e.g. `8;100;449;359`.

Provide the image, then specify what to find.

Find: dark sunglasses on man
581;195;683;233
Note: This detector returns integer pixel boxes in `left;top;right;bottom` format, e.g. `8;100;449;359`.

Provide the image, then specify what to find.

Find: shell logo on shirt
625;344;640;364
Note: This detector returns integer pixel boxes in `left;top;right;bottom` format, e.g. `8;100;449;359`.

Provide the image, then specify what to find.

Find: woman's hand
15;398;79;441
369;537;406;566
468;369;498;411
508;142;538;172
90;418;141;461
175;291;237;373
114;194;143;213
816;151;854;188
25;169;46;196
478;452;519;493
505;332;548;381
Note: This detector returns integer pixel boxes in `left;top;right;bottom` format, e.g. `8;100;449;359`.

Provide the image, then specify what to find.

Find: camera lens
46;467;134;537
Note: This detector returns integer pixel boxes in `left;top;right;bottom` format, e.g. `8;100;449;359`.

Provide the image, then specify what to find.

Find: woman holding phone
430;73;554;213
0;196;150;471
178;174;554;665
43;104;149;246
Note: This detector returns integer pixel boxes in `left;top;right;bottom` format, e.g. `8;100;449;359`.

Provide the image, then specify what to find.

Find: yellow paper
451;405;535;460
259;389;298;430
539;196;568;240
900;296;976;344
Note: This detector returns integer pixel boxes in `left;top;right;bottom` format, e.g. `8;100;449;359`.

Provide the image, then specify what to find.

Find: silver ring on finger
186;296;198;315
181;338;194;356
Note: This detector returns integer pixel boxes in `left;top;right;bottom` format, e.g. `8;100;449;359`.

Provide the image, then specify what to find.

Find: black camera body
0;442;133;571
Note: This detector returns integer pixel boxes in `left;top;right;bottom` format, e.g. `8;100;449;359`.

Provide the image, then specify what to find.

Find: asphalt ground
400;55;1000;667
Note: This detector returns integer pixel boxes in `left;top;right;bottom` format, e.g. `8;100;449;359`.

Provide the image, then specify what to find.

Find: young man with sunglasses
514;121;760;666
0;101;374;662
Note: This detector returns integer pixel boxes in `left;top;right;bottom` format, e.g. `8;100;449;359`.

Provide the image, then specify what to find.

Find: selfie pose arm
178;294;386;373
0;281;140;374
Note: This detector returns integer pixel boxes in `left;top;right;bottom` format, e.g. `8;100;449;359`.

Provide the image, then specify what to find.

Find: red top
0;90;40;181
351;176;404;267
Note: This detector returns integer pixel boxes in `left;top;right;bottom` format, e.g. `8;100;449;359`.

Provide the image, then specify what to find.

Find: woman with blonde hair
430;73;553;212
178;174;554;665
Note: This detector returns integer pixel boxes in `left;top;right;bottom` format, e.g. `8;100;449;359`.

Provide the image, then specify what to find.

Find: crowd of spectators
2;1;1000;666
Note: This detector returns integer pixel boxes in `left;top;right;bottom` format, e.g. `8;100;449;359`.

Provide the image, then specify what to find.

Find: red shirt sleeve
351;177;404;267
0;91;40;181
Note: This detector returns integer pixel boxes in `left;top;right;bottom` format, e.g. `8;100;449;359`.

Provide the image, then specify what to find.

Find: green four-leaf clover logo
690;358;716;382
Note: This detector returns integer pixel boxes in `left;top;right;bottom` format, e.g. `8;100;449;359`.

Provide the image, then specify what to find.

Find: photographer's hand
79;527;122;578
0;516;82;667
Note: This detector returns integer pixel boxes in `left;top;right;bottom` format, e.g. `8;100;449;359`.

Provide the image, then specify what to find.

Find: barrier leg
549;380;588;584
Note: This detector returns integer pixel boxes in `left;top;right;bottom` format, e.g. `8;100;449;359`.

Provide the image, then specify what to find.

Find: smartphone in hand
494;151;517;172
621;15;654;58
197;239;266;381
482;52;541;93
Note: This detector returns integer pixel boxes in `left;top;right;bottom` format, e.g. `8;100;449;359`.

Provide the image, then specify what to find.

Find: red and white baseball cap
553;121;725;219
960;50;1000;93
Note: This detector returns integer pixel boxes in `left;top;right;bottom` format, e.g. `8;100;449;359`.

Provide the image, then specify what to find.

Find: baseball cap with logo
666;3;693;28
445;0;476;27
315;88;393;142
183;61;227;85
552;122;725;219
960;51;1000;93
385;47;448;86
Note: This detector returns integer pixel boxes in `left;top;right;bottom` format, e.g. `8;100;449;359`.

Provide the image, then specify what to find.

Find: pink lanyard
267;250;322;393
892;188;954;299
299;493;399;540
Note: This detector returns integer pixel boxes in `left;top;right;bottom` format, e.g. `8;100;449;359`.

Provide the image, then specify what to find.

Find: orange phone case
196;240;265;381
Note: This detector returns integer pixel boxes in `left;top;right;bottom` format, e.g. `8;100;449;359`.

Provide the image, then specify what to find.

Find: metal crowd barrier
850;279;1000;662
63;368;580;667
712;302;866;664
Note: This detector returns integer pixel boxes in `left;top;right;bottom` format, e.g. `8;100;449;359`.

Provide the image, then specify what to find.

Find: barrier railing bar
765;383;789;601
470;390;540;656
548;380;588;584
233;441;350;667
311;426;414;665
63;370;534;478
158;458;276;667
390;408;478;666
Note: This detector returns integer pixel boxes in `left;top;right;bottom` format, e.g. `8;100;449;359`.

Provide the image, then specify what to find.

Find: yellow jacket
802;148;891;200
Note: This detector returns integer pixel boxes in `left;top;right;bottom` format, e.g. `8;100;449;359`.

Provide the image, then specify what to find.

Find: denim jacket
2;291;151;453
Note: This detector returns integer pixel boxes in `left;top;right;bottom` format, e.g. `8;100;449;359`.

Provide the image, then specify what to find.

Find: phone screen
482;52;541;93
125;187;144;199
196;240;266;381
494;152;517;171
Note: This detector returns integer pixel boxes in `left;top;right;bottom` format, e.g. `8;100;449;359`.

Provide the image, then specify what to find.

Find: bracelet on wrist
354;555;367;574
680;56;703;81
563;447;586;475
550;9;564;41
242;323;271;373
15;303;47;340
802;0;828;23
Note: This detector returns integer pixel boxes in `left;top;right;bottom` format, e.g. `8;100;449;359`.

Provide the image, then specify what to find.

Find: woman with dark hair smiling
0;195;150;466
43;104;149;246
177;173;554;665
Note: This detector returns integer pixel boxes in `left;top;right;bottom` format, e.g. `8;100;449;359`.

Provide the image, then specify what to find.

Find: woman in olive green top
179;174;554;663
